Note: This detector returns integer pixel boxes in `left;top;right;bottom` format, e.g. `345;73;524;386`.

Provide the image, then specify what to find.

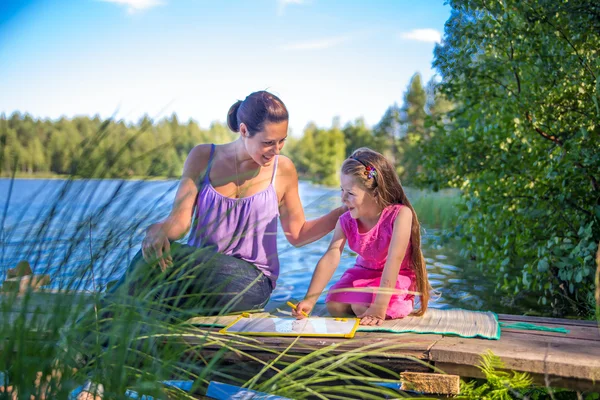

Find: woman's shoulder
277;154;296;173
275;155;299;187
183;144;213;179
187;143;213;159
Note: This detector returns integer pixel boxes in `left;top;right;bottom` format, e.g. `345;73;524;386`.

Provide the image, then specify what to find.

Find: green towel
357;308;500;340
499;321;570;334
189;308;501;340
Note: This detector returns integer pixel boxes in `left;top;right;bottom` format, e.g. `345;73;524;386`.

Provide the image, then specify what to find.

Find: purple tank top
187;144;280;288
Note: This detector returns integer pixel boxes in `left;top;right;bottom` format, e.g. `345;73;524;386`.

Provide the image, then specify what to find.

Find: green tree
1;128;21;173
27;137;47;173
288;122;317;177
342;117;375;157
423;0;600;316
312;126;346;186
403;73;427;138
372;104;401;165
398;73;428;184
426;77;454;123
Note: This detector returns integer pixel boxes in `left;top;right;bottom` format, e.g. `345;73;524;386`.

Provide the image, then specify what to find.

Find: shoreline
0;173;317;184
0;173;176;182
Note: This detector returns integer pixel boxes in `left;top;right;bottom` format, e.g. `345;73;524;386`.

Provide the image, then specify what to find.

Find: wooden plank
0;290;95;330
400;372;460;395
435;362;600;391
498;313;599;328
188;330;439;379
500;325;600;341
197;348;433;375
185;328;442;359
2;292;599;390
429;333;600;382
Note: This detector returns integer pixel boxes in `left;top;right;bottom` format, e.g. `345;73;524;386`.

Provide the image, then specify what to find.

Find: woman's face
241;121;288;167
340;173;379;220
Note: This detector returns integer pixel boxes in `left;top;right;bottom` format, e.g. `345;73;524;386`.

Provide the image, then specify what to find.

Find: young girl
293;148;430;326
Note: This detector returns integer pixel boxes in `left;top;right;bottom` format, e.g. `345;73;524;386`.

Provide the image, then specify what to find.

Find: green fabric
189;308;502;340
357;308;501;340
499;321;570;334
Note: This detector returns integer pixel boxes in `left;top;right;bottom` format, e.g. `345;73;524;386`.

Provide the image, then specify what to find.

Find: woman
109;90;345;318
71;90;344;399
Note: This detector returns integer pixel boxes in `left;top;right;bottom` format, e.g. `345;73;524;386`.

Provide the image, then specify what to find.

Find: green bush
422;0;600;317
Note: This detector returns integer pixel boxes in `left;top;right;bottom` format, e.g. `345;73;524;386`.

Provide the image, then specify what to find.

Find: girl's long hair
342;147;430;316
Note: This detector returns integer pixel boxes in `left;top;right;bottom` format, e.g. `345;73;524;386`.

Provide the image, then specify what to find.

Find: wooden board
2;292;599;391
498;313;599;327
429;333;600;381
191;314;600;390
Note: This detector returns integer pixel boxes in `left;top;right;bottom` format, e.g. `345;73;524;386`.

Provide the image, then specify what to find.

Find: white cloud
399;28;442;43
280;35;349;51
277;0;307;16
99;0;164;14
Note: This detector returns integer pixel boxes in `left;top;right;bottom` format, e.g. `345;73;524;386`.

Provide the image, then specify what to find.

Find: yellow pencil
287;301;309;317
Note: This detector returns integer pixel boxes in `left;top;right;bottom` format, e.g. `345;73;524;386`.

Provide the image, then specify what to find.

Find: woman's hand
357;306;386;326
292;299;315;319
142;223;172;271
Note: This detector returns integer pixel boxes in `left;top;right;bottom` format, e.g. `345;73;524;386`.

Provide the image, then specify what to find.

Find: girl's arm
293;221;347;318
362;207;413;323
278;156;346;247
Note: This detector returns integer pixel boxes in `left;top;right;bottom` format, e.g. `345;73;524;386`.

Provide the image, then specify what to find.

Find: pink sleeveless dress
325;204;416;319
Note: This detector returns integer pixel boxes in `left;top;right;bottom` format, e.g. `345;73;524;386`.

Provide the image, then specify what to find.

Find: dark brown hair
342;147;431;316
227;91;289;136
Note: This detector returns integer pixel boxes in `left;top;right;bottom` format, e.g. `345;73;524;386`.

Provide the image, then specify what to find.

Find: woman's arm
142;145;210;267
293;221;347;318
278;156;346;247
366;206;413;319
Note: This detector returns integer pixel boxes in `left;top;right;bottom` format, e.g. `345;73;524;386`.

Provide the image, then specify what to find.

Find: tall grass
407;188;461;231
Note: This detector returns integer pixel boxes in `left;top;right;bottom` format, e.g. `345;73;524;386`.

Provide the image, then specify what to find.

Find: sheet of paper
224;317;358;337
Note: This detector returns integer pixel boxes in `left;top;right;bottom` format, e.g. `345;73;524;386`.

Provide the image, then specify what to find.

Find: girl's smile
340;173;382;223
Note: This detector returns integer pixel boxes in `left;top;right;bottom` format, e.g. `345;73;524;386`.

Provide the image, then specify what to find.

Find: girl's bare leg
350;303;369;317
326;301;353;317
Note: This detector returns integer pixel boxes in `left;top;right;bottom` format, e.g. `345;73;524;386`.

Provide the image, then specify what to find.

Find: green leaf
537;259;549;273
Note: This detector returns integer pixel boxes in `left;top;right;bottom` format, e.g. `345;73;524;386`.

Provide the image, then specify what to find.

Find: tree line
0;74;451;186
285;74;453;186
0;114;236;179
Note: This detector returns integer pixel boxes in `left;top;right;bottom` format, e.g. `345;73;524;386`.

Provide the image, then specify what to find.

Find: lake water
0;178;517;313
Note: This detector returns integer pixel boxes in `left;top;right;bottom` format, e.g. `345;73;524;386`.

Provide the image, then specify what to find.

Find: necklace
234;145;241;198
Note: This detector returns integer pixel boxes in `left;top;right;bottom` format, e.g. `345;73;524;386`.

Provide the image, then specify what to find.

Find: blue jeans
103;242;273;320
63;243;273;371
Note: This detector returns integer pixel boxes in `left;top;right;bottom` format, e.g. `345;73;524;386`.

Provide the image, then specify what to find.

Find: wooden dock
187;312;600;391
2;290;599;392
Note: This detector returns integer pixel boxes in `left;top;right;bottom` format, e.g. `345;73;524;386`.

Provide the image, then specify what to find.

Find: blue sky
0;0;450;135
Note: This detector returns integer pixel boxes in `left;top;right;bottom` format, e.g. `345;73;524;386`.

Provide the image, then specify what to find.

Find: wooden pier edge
1;291;599;392
189;311;600;392
434;361;599;392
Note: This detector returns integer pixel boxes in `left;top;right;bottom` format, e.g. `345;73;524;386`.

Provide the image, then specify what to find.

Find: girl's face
241;121;288;167
340;173;380;220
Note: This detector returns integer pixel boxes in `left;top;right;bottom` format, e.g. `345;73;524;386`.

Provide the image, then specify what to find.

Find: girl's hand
358;306;386;326
142;223;172;271
292;300;314;319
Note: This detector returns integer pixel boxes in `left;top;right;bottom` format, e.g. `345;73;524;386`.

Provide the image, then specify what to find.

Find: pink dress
325;204;416;319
